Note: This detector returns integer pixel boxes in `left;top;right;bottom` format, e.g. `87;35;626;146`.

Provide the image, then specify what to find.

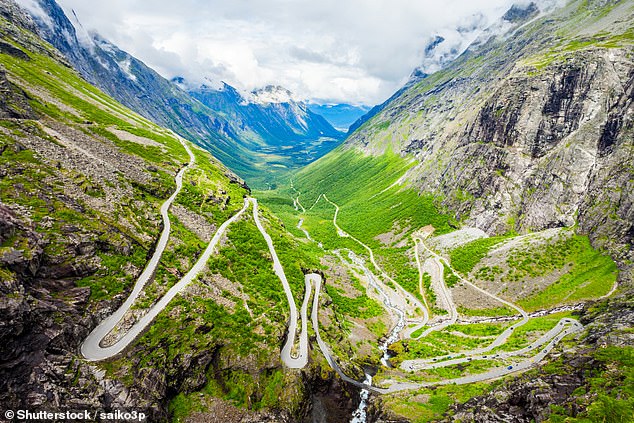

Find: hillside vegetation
258;1;632;421
0;11;327;421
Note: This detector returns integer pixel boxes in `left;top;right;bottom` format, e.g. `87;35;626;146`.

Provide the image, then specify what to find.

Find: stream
350;374;372;423
297;218;312;241
347;251;407;422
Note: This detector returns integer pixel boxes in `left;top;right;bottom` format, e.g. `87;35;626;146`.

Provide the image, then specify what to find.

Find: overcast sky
56;0;541;105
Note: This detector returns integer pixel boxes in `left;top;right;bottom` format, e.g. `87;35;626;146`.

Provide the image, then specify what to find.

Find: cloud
22;0;55;28
56;0;556;105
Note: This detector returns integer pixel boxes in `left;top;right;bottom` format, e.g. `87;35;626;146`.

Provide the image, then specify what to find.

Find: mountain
183;81;344;148
306;103;371;132
0;3;357;421
3;0;633;421
341;0;633;262
260;0;634;420
186;82;344;188
244;85;343;143
17;0;344;187
346;0;542;137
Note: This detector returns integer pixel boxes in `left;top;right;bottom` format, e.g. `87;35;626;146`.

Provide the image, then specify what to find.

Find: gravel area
428;227;489;251
109;127;166;148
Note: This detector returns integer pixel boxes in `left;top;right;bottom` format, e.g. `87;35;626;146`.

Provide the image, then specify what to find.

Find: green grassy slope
258;147;454;299
0;13;322;420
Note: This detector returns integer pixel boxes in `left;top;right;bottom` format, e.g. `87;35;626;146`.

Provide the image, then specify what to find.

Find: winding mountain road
402;318;583;371
418;235;529;323
251;197;309;368
81;137;194;360
322;195;428;319
81;138;252;361
398;234;531;370
307;269;584;394
84;192;310;366
405;254;456;339
82;157;586;397
309;272;388;393
81;197;249;361
300;193;583;394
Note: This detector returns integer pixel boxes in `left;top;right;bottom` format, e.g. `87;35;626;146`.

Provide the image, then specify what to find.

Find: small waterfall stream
350;374;372;423
348;251;407;422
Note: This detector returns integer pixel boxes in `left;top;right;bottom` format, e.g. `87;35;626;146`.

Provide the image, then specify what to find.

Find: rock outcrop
0;68;36;119
0;200;146;416
344;0;634;277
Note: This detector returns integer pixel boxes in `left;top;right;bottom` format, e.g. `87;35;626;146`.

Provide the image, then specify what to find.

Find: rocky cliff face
445;48;633;265
0;201;148;416
344;0;633;277
0;67;35;119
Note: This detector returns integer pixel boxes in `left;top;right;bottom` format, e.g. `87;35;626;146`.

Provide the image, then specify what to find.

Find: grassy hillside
0;13;326;421
258;147;454;299
255;2;629;419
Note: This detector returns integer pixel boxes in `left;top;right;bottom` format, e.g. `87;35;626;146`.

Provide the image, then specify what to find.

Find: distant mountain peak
17;0;344;186
424;35;446;56
248;85;295;105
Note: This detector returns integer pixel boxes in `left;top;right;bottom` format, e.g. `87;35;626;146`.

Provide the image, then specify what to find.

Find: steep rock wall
342;0;634;276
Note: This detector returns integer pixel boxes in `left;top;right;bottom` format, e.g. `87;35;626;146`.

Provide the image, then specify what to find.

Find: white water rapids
350;374;372;423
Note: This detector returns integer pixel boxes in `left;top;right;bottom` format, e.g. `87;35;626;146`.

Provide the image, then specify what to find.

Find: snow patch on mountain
200;76;225;91
117;58;137;82
248;85;295;105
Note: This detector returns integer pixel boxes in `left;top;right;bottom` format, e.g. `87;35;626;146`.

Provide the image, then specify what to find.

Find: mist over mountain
17;0;343;187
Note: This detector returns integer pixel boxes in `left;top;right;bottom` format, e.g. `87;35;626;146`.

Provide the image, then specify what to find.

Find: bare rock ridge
0;68;36;119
